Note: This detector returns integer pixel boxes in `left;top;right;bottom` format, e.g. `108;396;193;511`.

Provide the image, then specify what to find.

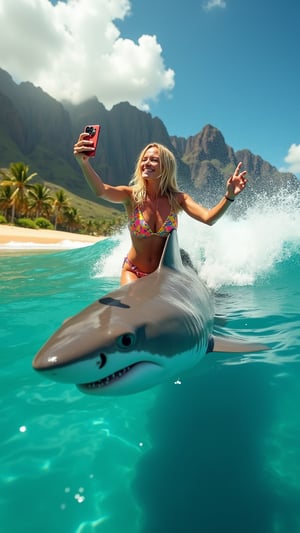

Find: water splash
96;188;300;289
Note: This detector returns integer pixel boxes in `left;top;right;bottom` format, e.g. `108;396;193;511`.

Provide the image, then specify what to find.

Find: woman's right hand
73;132;93;161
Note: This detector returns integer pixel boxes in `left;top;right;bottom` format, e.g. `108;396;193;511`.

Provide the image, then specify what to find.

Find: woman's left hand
226;162;248;198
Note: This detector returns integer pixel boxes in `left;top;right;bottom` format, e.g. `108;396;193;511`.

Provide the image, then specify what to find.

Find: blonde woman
74;135;247;284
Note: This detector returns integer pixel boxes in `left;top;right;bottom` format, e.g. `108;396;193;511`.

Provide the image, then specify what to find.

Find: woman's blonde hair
129;143;182;211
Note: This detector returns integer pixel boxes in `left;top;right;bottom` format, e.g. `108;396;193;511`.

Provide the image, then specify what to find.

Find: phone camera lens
86;126;95;136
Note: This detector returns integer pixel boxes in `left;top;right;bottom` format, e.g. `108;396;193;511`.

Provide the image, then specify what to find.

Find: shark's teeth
82;365;134;389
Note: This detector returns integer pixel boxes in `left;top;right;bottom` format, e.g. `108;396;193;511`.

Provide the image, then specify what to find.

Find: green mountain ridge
0;67;298;215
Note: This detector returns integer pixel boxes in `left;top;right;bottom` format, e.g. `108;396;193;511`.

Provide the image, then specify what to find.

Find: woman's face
140;147;161;180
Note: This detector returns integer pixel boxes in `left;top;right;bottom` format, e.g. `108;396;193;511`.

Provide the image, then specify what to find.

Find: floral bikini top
128;205;178;238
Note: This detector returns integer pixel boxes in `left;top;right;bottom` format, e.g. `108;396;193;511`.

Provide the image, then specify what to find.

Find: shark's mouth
79;363;140;390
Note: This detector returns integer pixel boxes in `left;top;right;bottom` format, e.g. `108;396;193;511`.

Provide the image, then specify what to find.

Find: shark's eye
117;333;136;351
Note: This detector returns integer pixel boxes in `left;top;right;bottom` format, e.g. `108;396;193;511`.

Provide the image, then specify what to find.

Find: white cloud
0;0;175;110
202;0;226;10
282;144;300;175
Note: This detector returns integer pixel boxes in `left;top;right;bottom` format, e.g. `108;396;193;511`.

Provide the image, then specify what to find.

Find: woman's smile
141;148;161;179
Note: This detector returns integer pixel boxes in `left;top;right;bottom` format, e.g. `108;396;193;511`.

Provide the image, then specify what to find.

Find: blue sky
0;0;299;176
120;0;300;175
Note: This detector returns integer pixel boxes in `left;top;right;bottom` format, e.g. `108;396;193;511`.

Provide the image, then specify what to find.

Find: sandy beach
0;224;105;252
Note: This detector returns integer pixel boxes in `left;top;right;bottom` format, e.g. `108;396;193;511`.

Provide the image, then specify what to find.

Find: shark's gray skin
32;230;265;396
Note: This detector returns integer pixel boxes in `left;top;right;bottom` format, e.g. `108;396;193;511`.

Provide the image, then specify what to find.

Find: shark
32;230;265;396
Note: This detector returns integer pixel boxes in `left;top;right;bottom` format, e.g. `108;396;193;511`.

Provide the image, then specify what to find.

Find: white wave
91;189;300;288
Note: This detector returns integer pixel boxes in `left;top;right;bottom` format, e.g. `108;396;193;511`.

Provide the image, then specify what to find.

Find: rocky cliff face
171;125;298;205
64;99;191;190
176;125;235;165
0;69;72;158
0;68;298;207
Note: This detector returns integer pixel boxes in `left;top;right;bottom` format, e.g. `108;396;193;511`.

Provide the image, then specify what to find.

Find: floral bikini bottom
122;257;149;278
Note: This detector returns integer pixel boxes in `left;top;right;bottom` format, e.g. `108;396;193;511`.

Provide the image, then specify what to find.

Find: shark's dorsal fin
159;229;184;272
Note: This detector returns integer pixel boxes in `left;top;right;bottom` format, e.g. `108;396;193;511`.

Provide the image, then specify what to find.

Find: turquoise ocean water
1;190;300;533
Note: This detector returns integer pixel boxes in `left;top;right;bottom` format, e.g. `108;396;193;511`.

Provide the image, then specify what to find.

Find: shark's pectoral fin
209;335;268;354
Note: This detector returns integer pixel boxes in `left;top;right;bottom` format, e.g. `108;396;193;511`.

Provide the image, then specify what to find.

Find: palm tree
0;162;37;221
63;207;82;233
0;184;15;221
28;183;54;218
52;189;70;230
85;219;96;235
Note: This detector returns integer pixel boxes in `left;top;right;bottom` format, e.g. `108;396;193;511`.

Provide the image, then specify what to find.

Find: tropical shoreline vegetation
0;162;126;236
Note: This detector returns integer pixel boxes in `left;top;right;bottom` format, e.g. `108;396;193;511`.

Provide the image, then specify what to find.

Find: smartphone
84;124;101;157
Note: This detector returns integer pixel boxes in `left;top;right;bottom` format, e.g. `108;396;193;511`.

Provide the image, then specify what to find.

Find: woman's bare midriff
126;234;167;273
